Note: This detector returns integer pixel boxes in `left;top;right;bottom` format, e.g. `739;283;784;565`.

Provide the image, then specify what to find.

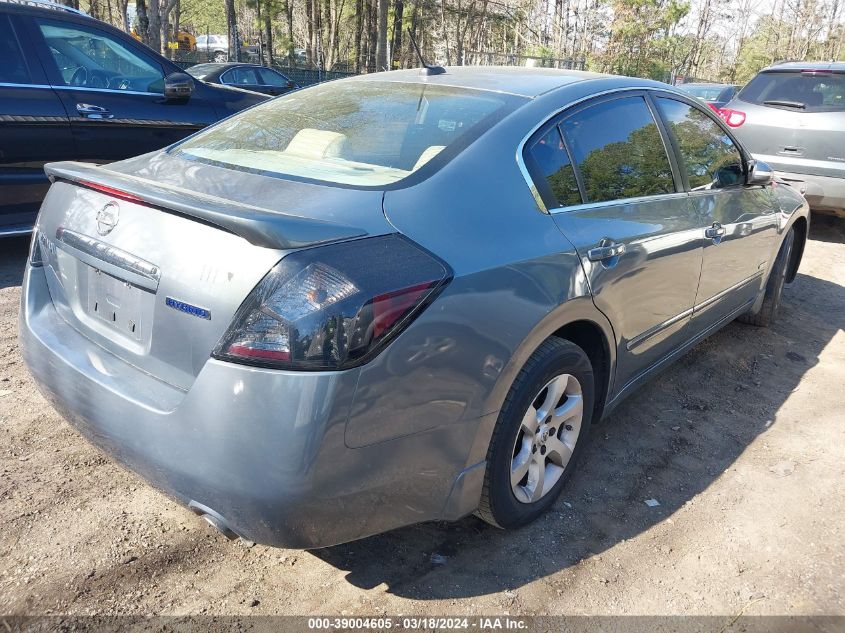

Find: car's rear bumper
20;264;485;548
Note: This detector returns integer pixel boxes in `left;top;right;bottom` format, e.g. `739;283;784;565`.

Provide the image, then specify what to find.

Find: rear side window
222;67;260;85
527;127;582;207
656;97;745;190
561;96;675;203
739;71;845;112
0;15;31;84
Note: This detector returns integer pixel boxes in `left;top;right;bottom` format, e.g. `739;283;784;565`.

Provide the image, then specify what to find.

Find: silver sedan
20;67;809;548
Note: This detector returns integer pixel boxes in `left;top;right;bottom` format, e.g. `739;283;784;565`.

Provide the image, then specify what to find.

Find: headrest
413;146;446;171
285;129;346;159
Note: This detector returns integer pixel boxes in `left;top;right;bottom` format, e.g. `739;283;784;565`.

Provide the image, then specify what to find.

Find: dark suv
0;0;268;235
721;61;845;218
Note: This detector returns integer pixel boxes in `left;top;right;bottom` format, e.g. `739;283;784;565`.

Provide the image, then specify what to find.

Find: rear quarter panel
351;81;630;453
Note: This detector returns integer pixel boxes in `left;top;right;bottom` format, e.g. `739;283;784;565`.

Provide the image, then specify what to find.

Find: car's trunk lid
36;155;392;391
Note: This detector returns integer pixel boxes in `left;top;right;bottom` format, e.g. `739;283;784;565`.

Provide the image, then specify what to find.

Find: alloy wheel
510;373;583;504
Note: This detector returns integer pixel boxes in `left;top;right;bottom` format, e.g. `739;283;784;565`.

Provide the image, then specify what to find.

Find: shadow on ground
312;218;845;599
3;217;843;603
0;236;29;291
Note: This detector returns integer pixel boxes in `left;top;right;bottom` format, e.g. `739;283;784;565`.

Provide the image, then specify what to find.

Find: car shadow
0;235;30;290
311;222;845;599
809;213;845;244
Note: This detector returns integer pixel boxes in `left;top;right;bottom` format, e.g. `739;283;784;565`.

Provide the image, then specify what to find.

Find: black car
186;63;298;97
0;0;268;235
676;82;741;110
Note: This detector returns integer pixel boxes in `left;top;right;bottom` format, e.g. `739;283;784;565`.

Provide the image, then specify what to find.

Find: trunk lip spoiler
44;161;369;251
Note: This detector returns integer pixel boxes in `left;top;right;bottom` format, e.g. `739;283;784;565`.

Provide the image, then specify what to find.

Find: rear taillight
213;234;451;370
718;108;746;127
707;103;721;114
28;229;44;267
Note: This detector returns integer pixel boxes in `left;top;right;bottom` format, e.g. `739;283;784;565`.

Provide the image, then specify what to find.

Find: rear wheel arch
785;216;807;283
550;320;612;423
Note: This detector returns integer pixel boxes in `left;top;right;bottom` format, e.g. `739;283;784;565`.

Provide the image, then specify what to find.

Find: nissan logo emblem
96;201;119;236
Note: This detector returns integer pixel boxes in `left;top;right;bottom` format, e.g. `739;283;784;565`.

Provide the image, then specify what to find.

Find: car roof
347;66;641;98
209;63;271;70
763;61;845;73
0;0;90;17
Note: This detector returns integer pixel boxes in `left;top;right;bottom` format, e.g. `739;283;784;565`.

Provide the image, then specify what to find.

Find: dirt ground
1;216;843;618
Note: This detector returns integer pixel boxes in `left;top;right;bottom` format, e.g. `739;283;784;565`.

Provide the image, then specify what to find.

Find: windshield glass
172;80;523;187
738;71;845;111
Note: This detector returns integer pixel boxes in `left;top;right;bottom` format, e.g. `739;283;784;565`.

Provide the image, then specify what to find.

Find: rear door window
561;96;676;203
221;67;260;86
738;71;845;112
655;97;745;190
0;15;31;84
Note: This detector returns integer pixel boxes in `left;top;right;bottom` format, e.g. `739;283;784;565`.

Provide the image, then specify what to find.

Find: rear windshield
679;85;726;102
186;64;222;80
173;81;522;187
738;71;845;112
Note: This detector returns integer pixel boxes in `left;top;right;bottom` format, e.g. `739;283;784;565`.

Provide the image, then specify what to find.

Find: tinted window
528;127;581;207
656;97;745;190
561;96;675;203
174;82;521;187
37;20;163;93
222;67;260;85
739;71;845;112
258;68;289;87
0;15;31;84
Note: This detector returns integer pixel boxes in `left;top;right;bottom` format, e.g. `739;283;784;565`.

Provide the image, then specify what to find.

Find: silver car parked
20;68;809;548
721;61;845;217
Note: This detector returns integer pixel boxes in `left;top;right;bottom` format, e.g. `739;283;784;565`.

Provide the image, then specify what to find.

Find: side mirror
746;159;773;186
164;72;195;101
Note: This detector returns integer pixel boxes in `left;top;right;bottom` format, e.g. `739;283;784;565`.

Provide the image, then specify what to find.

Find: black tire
738;228;795;328
477;337;594;529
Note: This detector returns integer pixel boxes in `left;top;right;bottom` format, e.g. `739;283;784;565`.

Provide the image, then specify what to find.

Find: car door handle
587;241;626;262
76;103;114;119
705;223;726;239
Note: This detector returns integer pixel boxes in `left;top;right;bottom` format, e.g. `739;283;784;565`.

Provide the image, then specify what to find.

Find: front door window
37;19;164;93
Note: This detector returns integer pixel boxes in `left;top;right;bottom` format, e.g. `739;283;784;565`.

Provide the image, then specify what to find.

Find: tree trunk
117;0;130;32
256;0;263;65
354;0;364;71
440;0;450;65
305;0;314;66
367;0;377;71
136;0;150;45
310;0;321;68
375;0;388;71
147;0;161;53
225;0;239;61
285;0;294;64
391;0;403;69
264;1;274;66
